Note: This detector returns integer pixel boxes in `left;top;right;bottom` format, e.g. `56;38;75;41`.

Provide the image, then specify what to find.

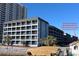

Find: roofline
4;17;49;24
49;25;64;32
37;17;49;24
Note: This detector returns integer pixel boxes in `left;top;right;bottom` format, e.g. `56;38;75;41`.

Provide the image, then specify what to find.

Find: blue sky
22;3;79;37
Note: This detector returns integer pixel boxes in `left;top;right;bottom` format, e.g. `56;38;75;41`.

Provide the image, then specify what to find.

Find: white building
3;17;49;47
69;41;79;56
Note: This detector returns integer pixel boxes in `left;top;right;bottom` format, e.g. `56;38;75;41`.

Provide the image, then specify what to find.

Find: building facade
71;36;78;42
3;17;78;47
3;17;49;47
48;25;65;46
0;3;27;43
48;25;78;46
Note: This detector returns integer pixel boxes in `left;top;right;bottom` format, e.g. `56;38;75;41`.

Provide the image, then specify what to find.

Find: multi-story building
48;25;78;46
3;16;78;47
0;3;27;43
63;33;72;45
71;36;78;42
48;25;65;46
3;17;49;47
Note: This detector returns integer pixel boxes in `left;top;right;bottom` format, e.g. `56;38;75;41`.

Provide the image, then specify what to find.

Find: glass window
17;22;20;26
22;22;25;25
16;36;20;39
4;28;7;31
21;36;25;39
4;32;7;35
12;23;16;26
32;36;37;39
74;45;78;50
32;41;37;45
12;36;15;39
26;31;31;34
32;20;37;24
32;25;37;29
16;27;20;30
21;27;25;30
8;32;11;35
8;23;11;27
27;26;31;29
27;20;31;25
32;30;37;34
4;24;7;27
12;32;15;35
8;28;11;31
26;41;31;45
16;41;19;44
12;27;15;31
26;36;31;39
21;31;25;35
16;32;20;35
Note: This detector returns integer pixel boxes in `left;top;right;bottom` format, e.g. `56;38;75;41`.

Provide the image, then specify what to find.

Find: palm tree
42;38;48;46
4;35;12;47
42;35;57;46
3;35;12;55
